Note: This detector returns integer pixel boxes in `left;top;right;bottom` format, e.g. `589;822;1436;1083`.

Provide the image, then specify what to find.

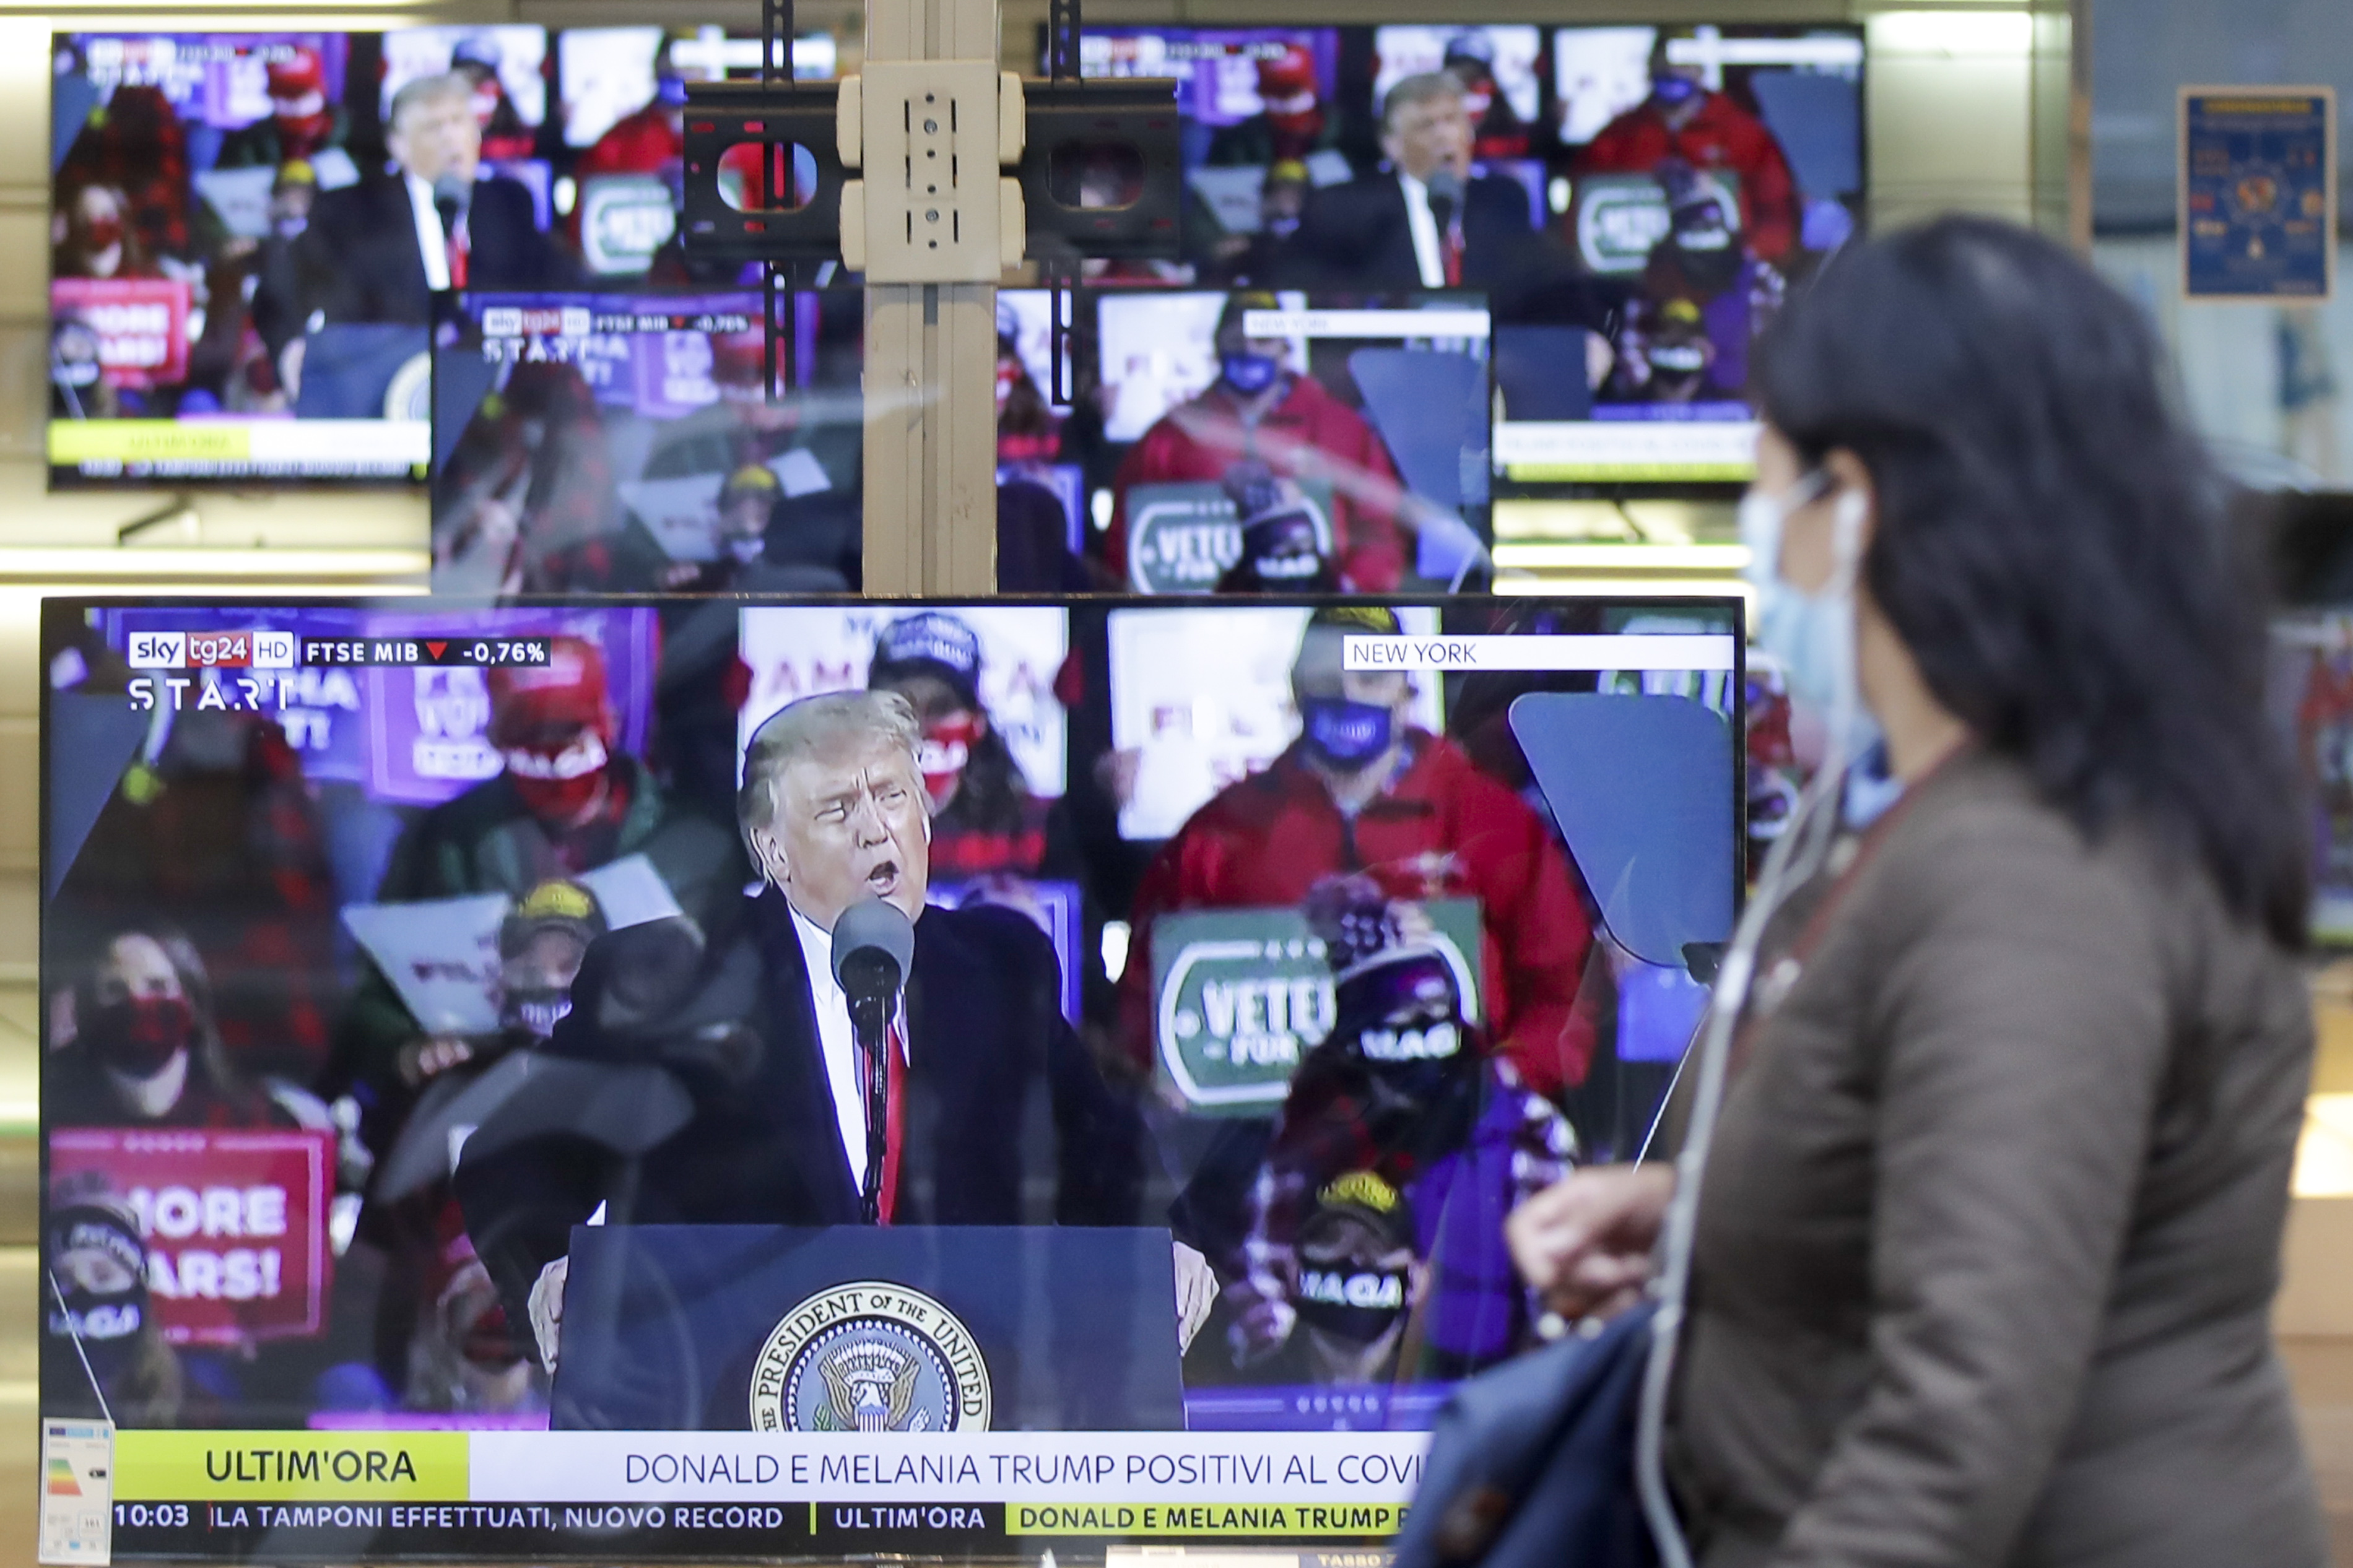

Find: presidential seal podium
551;1226;1190;1432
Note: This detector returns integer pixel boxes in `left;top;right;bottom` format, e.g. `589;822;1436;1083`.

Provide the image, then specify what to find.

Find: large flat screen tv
428;290;865;595
996;286;1492;593
46;24;846;490
1069;20;1866;490
43;592;1737;1559
48;28;566;486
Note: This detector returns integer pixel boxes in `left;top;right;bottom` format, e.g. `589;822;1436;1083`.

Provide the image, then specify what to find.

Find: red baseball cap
486;635;612;748
1257;43;1318;98
266;47;326;99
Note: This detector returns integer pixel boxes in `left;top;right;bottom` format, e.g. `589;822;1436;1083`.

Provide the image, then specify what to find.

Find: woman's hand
1507;1164;1676;1323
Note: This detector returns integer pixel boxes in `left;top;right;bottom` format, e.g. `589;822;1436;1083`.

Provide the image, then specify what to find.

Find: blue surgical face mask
1300;696;1394;771
1220;351;1281;396
1741;475;1879;762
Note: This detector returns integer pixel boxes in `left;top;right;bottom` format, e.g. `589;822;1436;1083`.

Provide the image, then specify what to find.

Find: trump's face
749;733;931;930
388;92;482;188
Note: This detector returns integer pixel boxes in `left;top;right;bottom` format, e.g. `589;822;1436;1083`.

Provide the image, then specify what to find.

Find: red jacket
1575;93;1800;262
1108;375;1407;592
577;105;685;180
570;105;687;246
1120;731;1598;1097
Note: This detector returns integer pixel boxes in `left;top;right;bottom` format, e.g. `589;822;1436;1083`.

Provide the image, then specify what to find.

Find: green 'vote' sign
1149;898;1483;1115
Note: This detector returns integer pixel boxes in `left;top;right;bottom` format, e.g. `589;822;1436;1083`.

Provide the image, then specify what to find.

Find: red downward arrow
425;641;448;660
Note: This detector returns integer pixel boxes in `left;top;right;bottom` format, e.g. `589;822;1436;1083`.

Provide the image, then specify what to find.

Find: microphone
432;172;470;276
1424;166;1464;238
832;898;915;1223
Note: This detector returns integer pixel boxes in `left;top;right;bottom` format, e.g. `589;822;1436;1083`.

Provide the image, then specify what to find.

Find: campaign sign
1124;482;1335;595
2181;87;2336;301
629;331;734;420
362;608;657;807
580;174;679;275
1572;171;1745;275
1150;898;1482;1114
48;1128;333;1345
342;854;685;1034
54;278;194;389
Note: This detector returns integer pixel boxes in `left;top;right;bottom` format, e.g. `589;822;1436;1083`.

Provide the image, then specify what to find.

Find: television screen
44;591;1738;1558
1494;22;1866;485
1068;21;1865;490
47;27;588;487
553;27;840;277
430;290;865;595
2276;610;2353;942
994;288;1492;593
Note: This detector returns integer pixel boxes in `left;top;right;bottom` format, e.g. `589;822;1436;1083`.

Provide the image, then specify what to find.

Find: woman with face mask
49;927;289;1130
1505;218;2325;1567
866;611;1053;880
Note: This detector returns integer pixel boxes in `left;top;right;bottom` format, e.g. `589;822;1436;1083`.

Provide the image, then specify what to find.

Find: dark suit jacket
261;172;570;356
453;886;1146;1356
1276;171;1535;294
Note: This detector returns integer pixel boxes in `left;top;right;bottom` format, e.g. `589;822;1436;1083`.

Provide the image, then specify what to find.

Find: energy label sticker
40;1418;115;1565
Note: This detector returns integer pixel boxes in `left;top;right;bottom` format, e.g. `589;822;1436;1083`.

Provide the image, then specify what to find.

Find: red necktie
1444;226;1464;288
448;221;470;290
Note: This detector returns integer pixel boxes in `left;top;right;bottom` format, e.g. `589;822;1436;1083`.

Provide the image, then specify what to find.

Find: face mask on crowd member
495;880;606;1042
45;1203;152;1379
716;464;781;565
1649;32;1708;113
1290;612;1415;778
79;932;194;1081
501;729;611;825
915;713;983;812
867;611;993;816
487;638;619;828
1219;333;1289;397
266;48;335;157
1291;1181;1420;1353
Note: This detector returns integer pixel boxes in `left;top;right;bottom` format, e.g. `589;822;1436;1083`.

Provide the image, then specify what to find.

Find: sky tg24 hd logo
126;630;296;670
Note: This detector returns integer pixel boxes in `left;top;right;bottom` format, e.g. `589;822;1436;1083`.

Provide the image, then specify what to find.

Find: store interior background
9;0;2353;1556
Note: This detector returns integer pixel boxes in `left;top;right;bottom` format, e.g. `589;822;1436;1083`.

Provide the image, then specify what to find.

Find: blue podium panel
554;1224;1188;1433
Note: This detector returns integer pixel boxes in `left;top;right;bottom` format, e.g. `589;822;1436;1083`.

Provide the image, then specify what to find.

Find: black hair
939;722;1032;838
1755;217;2307;945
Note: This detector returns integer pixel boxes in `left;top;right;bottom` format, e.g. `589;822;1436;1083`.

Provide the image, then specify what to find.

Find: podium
552;1225;1188;1432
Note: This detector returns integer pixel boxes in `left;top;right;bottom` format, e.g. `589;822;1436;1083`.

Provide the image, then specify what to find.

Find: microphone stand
838;952;900;1224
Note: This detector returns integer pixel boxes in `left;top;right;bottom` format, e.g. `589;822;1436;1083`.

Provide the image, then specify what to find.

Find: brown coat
1670;750;2327;1567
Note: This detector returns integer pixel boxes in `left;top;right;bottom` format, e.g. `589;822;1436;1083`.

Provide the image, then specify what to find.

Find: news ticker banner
1494;418;1760;483
1341;633;1738;674
123;630;557;672
100;1432;1429;1559
48;418;429;479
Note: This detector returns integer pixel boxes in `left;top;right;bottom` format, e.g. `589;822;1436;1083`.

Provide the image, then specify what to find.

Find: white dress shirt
404;170;455;291
1398;170;1447;290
